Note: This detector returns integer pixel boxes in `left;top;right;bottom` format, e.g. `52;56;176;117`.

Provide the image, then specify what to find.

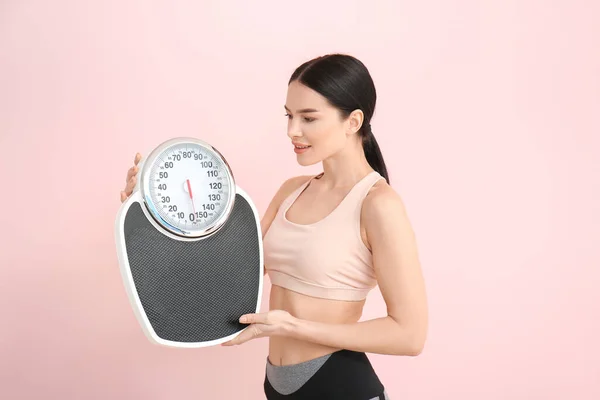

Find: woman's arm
225;183;428;356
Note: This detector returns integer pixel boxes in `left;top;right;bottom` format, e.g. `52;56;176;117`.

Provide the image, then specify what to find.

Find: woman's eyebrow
284;105;319;113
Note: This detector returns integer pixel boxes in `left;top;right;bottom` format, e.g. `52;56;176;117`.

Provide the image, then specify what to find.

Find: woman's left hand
221;310;296;346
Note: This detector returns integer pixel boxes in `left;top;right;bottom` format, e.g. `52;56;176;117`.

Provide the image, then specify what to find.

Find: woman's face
284;80;351;166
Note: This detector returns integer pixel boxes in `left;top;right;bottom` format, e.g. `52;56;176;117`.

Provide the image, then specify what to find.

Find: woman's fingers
120;153;142;203
222;324;263;346
125;153;142;182
125;165;138;183
124;175;136;195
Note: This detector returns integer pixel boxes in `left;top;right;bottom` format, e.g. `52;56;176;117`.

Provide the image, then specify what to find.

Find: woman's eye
284;113;314;123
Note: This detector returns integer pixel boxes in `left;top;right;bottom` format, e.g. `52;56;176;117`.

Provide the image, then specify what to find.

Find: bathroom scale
114;137;264;348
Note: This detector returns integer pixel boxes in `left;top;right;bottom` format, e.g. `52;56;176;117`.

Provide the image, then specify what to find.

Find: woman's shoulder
260;174;316;235
270;174;314;204
362;179;409;230
265;174;317;208
279;174;315;193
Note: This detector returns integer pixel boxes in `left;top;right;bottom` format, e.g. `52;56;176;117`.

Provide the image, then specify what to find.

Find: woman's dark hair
289;53;389;184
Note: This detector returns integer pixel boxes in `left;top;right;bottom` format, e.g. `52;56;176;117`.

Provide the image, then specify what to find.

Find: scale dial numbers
142;140;235;238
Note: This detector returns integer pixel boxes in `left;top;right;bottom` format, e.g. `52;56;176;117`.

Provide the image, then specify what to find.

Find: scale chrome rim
139;137;236;238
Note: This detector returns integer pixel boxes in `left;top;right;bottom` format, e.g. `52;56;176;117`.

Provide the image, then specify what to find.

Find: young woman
120;54;428;399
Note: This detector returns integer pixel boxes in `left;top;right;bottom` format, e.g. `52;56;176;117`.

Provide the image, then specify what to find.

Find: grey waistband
265;353;332;395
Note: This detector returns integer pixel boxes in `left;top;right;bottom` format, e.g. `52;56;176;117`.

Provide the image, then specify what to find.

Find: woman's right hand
120;152;142;203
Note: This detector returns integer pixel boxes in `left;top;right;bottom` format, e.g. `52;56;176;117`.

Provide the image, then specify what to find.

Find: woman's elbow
397;328;427;356
405;340;425;356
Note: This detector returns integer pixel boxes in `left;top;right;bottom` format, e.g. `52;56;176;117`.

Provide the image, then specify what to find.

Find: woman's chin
296;155;320;167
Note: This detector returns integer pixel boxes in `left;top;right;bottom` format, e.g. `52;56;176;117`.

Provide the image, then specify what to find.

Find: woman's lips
293;143;311;154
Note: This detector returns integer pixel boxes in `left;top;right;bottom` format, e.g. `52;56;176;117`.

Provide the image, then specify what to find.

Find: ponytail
362;122;390;184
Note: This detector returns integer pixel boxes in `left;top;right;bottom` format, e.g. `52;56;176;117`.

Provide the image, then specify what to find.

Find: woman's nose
286;119;302;140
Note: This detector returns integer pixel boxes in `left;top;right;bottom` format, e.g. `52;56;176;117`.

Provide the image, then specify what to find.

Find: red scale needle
186;179;196;215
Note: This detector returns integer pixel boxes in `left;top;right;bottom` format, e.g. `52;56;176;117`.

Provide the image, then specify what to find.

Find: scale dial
140;138;236;238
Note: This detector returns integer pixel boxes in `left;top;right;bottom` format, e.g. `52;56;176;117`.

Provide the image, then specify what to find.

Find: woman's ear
346;109;364;135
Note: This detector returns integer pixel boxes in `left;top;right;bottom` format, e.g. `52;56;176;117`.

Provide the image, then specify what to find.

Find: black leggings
264;350;387;399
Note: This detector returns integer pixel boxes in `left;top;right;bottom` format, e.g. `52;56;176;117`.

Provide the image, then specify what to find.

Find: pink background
1;1;599;399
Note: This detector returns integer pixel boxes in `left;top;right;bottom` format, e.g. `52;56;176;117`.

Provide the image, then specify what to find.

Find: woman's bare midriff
267;284;366;366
